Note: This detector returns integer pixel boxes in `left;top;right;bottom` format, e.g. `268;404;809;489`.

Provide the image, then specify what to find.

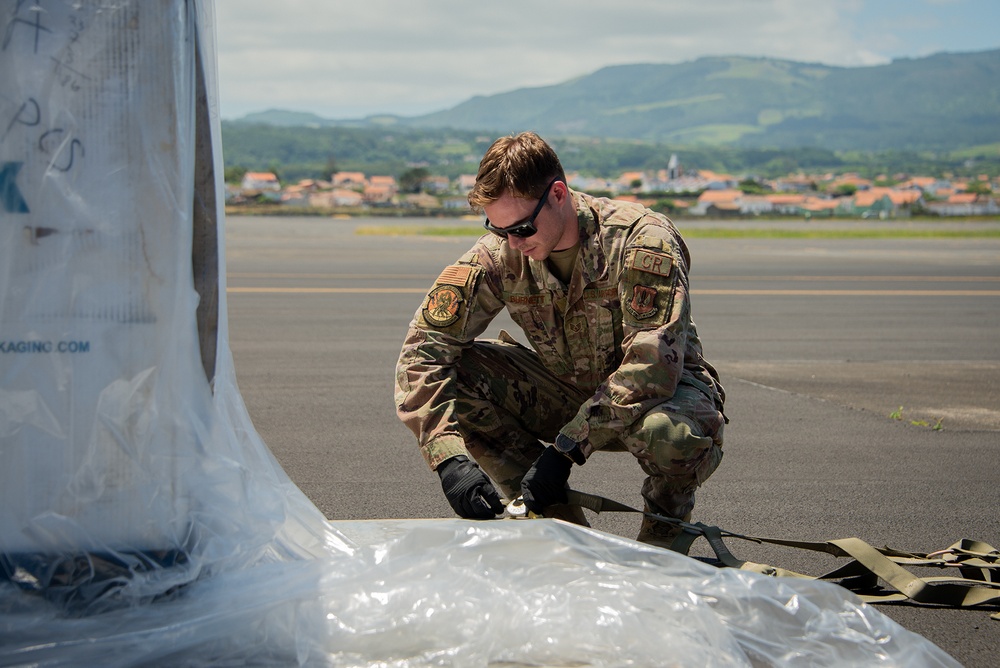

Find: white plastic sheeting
1;519;963;667
0;1;960;666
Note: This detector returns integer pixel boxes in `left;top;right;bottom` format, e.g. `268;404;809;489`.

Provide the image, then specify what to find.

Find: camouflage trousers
453;338;724;520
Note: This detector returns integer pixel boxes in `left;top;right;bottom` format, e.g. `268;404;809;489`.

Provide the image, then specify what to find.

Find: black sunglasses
483;178;561;239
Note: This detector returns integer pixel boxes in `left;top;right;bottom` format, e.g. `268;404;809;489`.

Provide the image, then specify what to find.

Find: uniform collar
572;190;608;286
528;191;611;310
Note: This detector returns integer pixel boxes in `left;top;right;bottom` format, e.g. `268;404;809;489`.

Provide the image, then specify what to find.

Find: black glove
437;455;504;519
520;446;573;514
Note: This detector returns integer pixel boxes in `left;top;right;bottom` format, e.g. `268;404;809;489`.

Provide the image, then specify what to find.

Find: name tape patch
505;293;549;306
630;249;672;277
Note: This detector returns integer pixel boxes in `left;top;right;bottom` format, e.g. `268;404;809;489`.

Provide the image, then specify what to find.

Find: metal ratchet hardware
503;496;541;519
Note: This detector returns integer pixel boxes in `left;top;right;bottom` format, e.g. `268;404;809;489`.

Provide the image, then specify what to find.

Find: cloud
213;0;996;119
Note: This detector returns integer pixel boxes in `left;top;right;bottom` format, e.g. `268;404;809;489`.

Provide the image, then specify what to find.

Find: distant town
228;156;1000;219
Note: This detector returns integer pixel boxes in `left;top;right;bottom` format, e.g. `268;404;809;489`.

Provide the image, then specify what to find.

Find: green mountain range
238;50;1000;153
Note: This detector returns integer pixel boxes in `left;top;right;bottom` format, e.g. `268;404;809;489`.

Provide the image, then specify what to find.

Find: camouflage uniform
395;191;727;522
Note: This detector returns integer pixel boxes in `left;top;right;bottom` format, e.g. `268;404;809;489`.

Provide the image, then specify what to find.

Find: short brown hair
467;132;565;212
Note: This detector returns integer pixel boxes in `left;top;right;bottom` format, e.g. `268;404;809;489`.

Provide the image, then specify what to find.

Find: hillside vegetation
406;50;1000;151
221;124;999;185
224;50;1000;182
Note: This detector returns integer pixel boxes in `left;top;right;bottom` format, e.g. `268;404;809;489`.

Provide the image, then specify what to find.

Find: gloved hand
520;446;573;514
437;455;504;519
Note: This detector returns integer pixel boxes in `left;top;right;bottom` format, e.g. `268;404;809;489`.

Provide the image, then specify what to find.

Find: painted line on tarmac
227;287;427;294
694;289;1000;296
696;275;1000;282
229;272;433;280
232;273;1000;282
227;287;1000;296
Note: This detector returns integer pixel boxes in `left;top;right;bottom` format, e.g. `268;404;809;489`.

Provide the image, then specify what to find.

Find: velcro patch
504;292;550;307
436;264;473;286
630;249;672;277
583;286;618;301
424;285;464;327
625;284;659;320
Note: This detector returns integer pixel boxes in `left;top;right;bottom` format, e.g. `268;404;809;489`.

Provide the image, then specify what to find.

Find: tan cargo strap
566;490;1000;621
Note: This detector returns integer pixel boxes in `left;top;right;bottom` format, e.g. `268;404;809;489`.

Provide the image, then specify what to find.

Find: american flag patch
436;264;473;286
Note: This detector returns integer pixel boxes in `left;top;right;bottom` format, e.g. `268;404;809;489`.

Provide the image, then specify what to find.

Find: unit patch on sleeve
630;249;672;277
625;284;659;320
424;284;464;327
419;263;480;332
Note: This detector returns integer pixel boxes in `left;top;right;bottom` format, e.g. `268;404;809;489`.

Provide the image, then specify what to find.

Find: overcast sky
213;0;999;121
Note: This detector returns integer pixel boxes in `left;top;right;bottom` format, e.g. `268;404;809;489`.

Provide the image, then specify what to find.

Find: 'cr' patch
626;284;659;320
424;285;464;327
630;249;672;277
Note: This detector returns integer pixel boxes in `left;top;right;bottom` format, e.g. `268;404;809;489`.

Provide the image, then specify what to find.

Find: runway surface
225;215;1000;667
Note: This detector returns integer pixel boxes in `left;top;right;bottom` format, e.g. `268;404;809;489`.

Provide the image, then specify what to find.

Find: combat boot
636;506;690;551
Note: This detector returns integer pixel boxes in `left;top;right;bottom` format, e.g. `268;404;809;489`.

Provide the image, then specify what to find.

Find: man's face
482;184;567;261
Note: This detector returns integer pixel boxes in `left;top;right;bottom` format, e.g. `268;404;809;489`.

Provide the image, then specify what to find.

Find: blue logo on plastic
1;162;29;213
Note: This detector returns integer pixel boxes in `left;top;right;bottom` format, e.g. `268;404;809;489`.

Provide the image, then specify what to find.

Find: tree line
221;122;1000;186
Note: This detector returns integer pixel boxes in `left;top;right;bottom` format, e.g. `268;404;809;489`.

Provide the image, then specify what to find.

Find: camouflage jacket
395;191;726;469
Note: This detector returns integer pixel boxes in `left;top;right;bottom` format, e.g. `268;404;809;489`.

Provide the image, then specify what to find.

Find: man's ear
552;179;569;203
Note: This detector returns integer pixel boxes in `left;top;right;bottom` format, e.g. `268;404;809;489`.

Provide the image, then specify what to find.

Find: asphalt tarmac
225;215;1000;667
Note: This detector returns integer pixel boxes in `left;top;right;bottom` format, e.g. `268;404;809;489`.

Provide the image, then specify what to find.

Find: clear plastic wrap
0;2;959;666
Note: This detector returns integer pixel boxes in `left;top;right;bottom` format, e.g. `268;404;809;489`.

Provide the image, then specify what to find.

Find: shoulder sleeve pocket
417;264;483;338
620;245;676;328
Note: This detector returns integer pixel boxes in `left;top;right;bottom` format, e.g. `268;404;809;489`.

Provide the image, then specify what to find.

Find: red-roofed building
925;194;1000;216
689;189;743;216
618;171;646;189
364;183;396;205
456;174;477;193
333;172;367;189
848;187;924;217
241;171;280;194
